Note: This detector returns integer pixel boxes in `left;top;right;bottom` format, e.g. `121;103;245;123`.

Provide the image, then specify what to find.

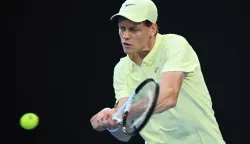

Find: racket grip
112;116;122;123
112;91;135;124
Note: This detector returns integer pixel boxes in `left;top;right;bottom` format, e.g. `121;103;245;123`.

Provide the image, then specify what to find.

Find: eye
119;26;126;31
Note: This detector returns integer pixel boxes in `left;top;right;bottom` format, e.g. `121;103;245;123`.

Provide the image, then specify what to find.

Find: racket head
121;78;159;136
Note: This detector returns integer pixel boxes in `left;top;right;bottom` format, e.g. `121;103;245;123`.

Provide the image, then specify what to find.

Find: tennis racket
112;78;159;136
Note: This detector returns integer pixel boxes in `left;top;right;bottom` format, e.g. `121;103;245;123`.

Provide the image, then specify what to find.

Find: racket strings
123;81;157;133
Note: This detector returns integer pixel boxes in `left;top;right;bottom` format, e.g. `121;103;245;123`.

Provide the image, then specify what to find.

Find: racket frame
112;78;159;136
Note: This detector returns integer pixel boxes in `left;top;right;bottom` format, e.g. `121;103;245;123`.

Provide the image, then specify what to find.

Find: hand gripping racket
112;78;159;136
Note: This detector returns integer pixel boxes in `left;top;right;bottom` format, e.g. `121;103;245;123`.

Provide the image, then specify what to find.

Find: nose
121;30;130;39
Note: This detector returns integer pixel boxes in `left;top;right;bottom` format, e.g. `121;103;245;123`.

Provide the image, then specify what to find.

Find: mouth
123;42;132;46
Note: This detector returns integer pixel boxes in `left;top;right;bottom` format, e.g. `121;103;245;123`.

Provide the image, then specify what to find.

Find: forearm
108;126;131;142
153;88;177;114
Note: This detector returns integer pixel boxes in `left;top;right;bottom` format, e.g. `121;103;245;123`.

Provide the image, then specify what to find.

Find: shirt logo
155;67;159;73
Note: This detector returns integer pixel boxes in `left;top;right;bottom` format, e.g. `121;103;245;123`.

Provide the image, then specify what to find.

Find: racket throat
122;111;137;135
122;111;129;127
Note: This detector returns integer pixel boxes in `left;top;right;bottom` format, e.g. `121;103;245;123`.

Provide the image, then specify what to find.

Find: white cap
110;0;158;23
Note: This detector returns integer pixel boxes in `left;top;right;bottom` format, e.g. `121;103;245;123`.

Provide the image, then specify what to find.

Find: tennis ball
20;113;39;130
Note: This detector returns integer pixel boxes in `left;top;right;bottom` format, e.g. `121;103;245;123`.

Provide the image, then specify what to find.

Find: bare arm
153;71;184;114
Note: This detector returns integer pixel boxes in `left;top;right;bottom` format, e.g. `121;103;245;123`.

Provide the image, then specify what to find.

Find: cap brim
110;12;146;23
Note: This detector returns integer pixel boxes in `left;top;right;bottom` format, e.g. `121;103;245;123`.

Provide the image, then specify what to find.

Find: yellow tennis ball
20;113;39;130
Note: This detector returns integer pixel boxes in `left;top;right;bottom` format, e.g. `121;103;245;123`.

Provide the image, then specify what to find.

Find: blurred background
12;0;240;143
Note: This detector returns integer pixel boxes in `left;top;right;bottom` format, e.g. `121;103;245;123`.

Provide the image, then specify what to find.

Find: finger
96;118;107;131
90;117;97;128
93;121;105;131
90;114;99;124
107;117;120;129
91;115;104;131
91;108;113;131
102;117;110;128
90;116;96;124
92;119;99;129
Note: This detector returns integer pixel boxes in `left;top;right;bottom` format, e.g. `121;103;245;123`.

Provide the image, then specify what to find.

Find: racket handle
112;108;124;123
112;91;136;123
112;116;122;123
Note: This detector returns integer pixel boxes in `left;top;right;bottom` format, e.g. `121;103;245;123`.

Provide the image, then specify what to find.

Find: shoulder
114;56;129;70
159;33;191;52
113;55;131;76
162;33;189;44
156;33;190;52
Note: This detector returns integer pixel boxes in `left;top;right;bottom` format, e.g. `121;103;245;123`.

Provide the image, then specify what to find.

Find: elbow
155;94;177;114
153;88;179;114
154;101;175;114
167;88;178;108
162;97;177;110
167;90;178;108
169;98;177;108
154;99;176;114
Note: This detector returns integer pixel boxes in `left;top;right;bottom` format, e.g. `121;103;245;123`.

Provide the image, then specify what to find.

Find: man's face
118;19;153;54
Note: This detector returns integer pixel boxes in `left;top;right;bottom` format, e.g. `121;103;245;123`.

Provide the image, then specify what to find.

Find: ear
150;23;157;36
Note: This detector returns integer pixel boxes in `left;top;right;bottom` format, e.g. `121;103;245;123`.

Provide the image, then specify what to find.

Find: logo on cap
125;4;135;7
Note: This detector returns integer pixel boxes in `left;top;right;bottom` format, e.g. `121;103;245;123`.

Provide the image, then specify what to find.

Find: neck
133;35;157;66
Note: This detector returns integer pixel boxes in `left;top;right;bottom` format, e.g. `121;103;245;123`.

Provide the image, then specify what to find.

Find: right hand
90;108;120;132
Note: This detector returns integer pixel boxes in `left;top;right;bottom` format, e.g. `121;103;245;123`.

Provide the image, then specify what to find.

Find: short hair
116;16;159;36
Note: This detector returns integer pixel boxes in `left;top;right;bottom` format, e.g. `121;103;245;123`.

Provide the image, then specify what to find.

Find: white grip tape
112;91;136;123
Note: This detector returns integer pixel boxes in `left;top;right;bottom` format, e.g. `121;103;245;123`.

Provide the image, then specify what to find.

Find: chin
123;50;135;54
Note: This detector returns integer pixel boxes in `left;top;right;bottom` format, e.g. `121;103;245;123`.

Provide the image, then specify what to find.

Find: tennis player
90;0;226;143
